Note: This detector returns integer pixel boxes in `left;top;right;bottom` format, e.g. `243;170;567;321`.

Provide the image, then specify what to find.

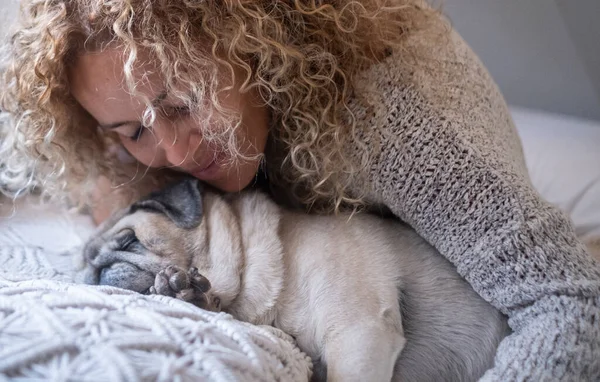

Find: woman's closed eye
129;125;144;141
111;124;146;142
126;106;190;141
107;104;191;142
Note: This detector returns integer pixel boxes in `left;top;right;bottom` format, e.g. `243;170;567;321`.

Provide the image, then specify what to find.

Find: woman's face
69;47;269;192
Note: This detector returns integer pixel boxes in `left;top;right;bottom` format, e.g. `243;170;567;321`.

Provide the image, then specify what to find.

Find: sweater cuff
480;295;600;382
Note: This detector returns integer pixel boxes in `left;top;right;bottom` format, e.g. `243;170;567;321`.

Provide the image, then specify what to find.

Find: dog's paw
149;265;221;312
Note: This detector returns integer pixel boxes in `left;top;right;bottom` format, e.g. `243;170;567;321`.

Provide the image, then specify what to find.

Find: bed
0;107;599;381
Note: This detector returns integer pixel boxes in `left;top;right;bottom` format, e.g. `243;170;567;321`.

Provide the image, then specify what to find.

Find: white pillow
511;106;600;243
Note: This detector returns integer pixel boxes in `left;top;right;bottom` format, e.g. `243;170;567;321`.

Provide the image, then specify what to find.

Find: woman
1;1;598;380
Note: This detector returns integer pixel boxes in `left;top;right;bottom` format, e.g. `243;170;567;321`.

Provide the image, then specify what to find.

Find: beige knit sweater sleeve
348;28;600;381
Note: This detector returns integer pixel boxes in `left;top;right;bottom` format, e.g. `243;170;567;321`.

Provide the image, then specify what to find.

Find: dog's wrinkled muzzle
105;262;155;293
84;260;155;294
82;246;158;293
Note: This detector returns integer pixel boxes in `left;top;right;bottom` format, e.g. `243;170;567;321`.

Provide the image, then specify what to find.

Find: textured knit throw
0;246;313;381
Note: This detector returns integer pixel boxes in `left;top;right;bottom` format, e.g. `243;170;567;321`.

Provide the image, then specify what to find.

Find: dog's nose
98;262;156;294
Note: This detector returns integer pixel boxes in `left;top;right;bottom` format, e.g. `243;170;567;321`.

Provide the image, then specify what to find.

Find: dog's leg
323;322;405;382
149;265;221;312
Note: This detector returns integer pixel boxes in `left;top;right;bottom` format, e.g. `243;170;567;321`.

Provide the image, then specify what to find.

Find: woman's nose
152;120;200;168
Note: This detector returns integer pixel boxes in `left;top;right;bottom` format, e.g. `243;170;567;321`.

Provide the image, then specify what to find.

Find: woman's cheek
119;136;162;168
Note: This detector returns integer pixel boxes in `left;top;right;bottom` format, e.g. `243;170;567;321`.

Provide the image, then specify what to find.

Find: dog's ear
130;178;203;229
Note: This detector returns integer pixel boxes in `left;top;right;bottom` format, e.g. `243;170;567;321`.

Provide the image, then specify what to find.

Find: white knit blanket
0;201;313;381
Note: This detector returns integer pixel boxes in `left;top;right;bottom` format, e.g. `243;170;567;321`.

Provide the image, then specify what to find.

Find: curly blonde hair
0;0;442;212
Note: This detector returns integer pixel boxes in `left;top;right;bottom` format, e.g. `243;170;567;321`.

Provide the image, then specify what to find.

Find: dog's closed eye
115;229;143;252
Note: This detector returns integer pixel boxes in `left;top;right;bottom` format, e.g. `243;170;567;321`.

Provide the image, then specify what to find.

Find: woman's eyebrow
98;91;168;129
152;91;168;106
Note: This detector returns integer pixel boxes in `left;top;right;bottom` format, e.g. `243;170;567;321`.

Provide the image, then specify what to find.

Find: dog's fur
80;179;508;382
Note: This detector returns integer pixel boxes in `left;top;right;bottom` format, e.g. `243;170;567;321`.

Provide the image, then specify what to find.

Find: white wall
555;1;600;107
0;0;18;38
443;0;600;121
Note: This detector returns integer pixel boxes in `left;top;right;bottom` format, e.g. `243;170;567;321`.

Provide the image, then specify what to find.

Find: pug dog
80;178;508;382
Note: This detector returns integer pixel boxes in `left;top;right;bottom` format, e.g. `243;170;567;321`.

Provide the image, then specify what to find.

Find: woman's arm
350;29;600;380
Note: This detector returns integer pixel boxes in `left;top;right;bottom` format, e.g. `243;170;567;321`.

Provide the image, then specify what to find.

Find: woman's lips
189;155;222;180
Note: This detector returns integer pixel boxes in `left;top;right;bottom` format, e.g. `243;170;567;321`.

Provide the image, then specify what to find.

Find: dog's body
80;179;508;382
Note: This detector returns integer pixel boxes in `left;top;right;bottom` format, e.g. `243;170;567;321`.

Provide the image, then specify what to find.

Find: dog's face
80;178;208;293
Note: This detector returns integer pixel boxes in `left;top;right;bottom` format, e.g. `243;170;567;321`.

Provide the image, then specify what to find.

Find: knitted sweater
340;29;600;380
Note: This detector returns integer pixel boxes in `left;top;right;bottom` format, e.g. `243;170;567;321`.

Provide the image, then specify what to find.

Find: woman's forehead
69;47;165;126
